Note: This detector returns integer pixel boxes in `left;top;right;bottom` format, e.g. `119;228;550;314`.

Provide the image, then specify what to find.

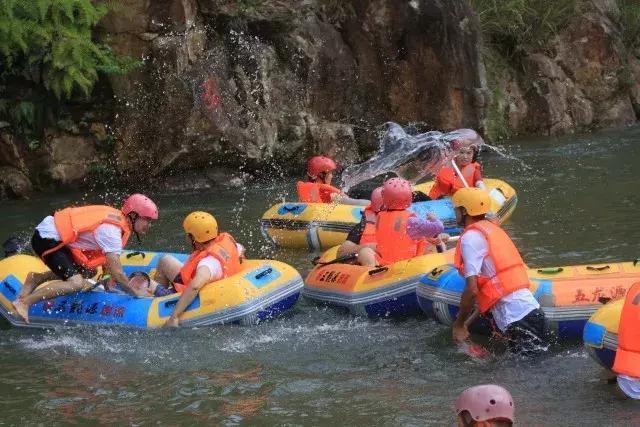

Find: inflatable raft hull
303;247;453;317
261;178;517;250
416;262;640;339
0;252;303;329
583;298;623;371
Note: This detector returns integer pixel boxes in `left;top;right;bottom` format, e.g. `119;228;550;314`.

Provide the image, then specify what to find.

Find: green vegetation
619;0;640;54
482;50;512;142
0;0;137;147
470;0;578;57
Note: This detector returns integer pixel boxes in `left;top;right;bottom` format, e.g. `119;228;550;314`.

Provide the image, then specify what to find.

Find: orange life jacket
428;162;482;199
613;281;640;378
174;232;242;292
375;210;421;265
296;181;341;203
358;206;378;245
454;220;530;313
41;205;131;269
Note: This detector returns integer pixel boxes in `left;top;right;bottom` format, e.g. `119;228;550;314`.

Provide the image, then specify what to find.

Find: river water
1;126;640;425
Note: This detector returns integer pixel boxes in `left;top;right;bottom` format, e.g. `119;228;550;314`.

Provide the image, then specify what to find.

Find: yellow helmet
452;188;491;216
183;211;218;243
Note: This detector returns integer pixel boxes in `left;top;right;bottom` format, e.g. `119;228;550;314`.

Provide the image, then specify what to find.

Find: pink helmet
455;384;514;423
307;156;337;178
382;178;412;210
122;194;159;219
370;187;384;213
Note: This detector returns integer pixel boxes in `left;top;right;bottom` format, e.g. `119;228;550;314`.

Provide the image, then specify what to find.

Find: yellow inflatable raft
583;298;623;371
260;178;517;250
418;261;640;339
0;251;303;328
303;246;454;317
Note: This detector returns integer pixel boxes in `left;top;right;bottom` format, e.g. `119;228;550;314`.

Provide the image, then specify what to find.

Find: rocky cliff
1;0;638;198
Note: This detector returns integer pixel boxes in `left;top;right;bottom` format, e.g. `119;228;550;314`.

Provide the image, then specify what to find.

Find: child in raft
429;144;485;200
297;156;369;206
357;178;444;267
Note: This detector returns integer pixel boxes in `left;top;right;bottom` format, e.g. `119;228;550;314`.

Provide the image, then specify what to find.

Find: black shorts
31;231;93;280
346;217;366;244
504;308;548;355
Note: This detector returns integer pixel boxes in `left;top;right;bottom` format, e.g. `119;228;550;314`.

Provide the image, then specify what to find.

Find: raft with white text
260;178;517;250
416;261;640;339
0;251;303;329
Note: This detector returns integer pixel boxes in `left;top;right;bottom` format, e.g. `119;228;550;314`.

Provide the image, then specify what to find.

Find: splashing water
340;122;485;191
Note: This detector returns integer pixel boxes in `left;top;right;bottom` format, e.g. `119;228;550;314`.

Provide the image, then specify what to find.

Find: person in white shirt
450;187;547;354
12;194;159;323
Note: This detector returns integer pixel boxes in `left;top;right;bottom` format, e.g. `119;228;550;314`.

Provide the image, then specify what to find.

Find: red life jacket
174;233;242;292
296;181;341;203
374;210;420;265
613;281;640;378
41;205;131;269
454;220;530;313
428;162;482;199
358;206;378;245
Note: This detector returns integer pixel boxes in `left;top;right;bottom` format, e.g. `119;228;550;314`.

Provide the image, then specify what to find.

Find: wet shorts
31;231;93;280
504;308;548;355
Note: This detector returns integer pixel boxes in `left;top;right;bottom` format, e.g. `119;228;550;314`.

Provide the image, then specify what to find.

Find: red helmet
455;384;514;423
382;178;412;210
122;194;159;219
307;156;337;178
370;186;384;213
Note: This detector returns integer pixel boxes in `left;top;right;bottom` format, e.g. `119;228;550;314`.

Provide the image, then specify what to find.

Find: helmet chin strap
128;213;142;243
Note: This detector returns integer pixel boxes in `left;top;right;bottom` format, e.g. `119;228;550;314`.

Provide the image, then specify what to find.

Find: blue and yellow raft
583;298;623;371
260;178;517;250
0;251;303;329
303;246;453;317
417;262;640;339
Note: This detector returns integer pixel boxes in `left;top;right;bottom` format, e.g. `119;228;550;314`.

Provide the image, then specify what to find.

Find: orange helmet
382;178;412;210
307;156;337;178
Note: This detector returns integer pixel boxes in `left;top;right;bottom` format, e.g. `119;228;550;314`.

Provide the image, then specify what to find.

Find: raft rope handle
2;280;16;295
634;259;640;267
536;267;564;275
430;267;445;277
255;267;273;280
282;205;302;213
126;251;146;259
368;266;389;276
586;265;611;272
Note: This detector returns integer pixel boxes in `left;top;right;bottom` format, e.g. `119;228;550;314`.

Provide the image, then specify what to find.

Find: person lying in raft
429;143;485;200
153;211;245;327
611;281;640;400
336;186;384;259
451;188;547;355
12;194;159;323
297;155;369;206
455;384;515;427
357;178;444;267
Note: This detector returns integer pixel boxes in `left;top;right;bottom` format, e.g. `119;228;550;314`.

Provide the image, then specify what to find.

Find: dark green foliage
0;0;137;99
470;0;577;57
619;0;640;54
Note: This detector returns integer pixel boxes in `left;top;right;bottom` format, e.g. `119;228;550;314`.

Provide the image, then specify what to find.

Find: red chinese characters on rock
201;78;222;111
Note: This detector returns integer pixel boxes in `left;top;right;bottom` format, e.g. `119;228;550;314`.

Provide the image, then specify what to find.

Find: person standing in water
297;156;369;206
455;384;515;427
451;188;546;354
612;281;640;400
13;194;159;323
429;144;485;200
